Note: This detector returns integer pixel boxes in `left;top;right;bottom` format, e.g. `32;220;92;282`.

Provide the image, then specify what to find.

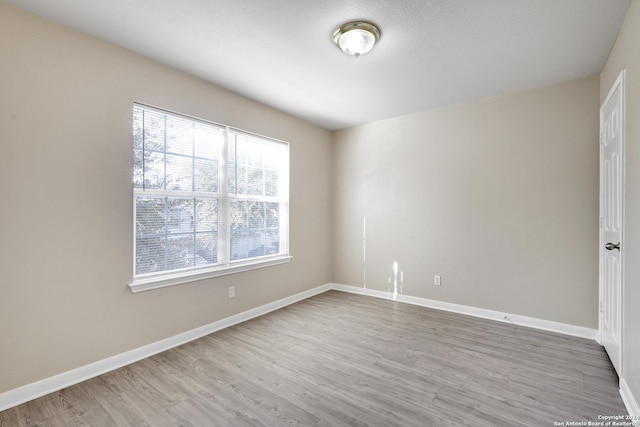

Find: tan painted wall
600;0;640;411
333;76;600;328
0;2;333;393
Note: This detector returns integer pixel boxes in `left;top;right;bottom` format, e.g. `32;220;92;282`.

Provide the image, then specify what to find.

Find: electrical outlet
434;275;441;286
228;286;235;298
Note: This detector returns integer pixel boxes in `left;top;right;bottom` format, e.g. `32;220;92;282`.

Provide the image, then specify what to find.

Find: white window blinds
132;104;289;288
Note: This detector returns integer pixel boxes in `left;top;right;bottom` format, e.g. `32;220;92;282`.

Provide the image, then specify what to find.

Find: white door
600;70;625;377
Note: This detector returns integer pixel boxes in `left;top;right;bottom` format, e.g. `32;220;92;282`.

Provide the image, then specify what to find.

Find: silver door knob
605;242;621;251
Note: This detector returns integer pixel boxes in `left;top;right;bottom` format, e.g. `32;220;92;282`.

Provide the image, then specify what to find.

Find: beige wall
333;76;600;328
0;2;333;393
600;0;640;411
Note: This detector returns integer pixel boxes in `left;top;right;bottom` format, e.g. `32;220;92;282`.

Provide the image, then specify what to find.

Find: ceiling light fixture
332;21;381;57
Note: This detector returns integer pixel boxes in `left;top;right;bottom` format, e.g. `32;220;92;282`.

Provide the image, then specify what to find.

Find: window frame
129;103;291;293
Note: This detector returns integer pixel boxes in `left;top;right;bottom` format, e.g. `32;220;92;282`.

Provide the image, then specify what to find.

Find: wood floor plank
1;290;627;426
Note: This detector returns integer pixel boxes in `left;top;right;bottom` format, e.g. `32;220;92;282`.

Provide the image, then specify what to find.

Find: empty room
1;0;639;425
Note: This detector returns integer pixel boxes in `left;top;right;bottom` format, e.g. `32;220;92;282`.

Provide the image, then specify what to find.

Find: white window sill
129;255;293;293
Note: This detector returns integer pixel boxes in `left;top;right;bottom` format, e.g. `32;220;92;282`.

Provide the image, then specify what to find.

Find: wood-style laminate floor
1;291;627;426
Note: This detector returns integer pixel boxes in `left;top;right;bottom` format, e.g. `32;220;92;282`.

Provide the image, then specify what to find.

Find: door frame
598;69;625;375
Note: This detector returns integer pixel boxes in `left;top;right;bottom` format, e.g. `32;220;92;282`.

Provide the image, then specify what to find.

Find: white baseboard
330;283;598;340
0;283;332;412
0;282;601;412
621;379;640;425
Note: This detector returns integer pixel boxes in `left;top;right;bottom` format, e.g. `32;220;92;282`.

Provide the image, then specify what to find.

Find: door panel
600;71;624;377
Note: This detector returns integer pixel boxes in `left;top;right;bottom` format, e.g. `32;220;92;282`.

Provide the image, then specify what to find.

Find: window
130;104;290;292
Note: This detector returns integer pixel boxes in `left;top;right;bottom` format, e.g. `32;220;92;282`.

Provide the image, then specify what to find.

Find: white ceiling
6;0;632;130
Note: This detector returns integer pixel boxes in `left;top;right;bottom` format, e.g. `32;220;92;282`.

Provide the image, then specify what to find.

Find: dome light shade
332;22;381;57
